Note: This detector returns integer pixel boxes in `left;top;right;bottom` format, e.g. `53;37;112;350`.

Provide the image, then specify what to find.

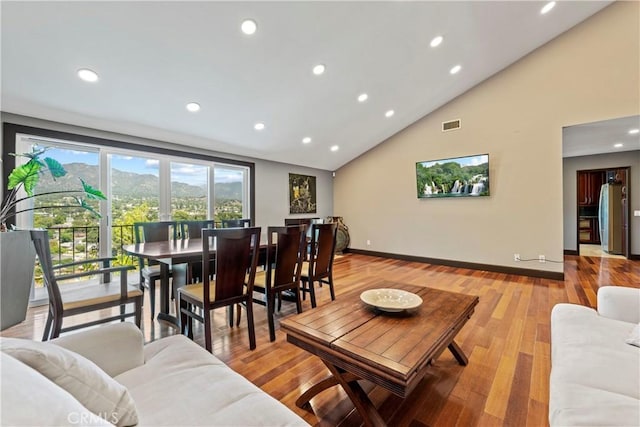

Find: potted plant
1;148;106;330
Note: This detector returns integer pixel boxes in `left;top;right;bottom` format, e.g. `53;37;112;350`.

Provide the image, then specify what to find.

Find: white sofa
550;286;640;426
0;323;309;426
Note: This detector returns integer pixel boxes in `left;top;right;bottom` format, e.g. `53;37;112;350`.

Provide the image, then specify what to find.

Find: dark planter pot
0;230;36;330
326;216;350;253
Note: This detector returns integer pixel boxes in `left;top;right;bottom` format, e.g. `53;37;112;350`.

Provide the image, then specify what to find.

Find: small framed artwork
289;173;317;214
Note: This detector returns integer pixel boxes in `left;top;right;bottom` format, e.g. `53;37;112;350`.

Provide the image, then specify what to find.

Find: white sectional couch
550;286;640;426
1;323;309;426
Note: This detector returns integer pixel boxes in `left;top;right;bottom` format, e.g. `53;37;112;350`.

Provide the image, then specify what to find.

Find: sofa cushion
115;334;309;426
550;303;640;426
0;352;113;426
1;337;138;426
52;322;145;377
626;323;640;348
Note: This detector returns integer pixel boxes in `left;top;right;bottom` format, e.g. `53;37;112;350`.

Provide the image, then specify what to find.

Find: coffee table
280;281;478;426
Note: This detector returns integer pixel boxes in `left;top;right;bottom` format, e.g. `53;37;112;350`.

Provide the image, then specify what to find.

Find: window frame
2;122;255;228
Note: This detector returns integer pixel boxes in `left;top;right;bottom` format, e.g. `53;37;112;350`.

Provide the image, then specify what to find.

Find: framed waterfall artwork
415;153;490;198
289;173;317;213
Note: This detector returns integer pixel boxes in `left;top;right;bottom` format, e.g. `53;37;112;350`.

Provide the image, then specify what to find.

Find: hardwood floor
2;253;638;426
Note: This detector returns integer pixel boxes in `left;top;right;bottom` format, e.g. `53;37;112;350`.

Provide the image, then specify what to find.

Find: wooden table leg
299;361;386;427
448;340;468;366
324;362;386;427
156;262;182;328
295;372;360;408
159;263;170;317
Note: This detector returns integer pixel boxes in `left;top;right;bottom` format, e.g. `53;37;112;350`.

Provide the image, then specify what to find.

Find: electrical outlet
539;255;546;263
366;240;371;246
514;253;520;261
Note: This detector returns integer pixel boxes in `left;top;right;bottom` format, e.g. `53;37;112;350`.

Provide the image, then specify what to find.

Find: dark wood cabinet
577;170;603;244
578;171;603;206
579;217;600;244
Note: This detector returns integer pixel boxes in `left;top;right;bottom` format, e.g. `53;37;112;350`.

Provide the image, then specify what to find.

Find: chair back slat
202;227;260;302
30;230;63;315
134;221;178;243
310;223;338;276
221;218;251;228
179;220;216;239
270;225;306;289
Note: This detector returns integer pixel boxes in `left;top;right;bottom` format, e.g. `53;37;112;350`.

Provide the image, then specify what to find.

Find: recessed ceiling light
330;145;339;152
614;143;624;148
302;137;312;144
450;65;462;75
186;102;200;112
541;1;556;15
241;19;257;35
629;128;639;135
430;36;443;48
254;122;265;131
357;93;368;102
312;64;326;75
77;68;98;82
385;110;395;118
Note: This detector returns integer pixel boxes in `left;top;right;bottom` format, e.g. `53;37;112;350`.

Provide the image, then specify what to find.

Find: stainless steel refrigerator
598;183;623;254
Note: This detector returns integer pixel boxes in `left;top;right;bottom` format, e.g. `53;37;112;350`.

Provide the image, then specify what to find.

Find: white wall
1;112;333;228
563;150;640;254
334;2;640;273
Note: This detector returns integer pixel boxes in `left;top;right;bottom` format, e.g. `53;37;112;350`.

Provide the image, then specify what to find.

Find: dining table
122;238;206;326
122;237;269;327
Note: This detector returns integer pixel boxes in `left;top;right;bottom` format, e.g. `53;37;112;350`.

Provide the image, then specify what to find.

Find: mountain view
36;163;242;200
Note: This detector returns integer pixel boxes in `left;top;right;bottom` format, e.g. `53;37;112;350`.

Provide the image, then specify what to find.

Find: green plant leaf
43;157;67;179
78;198;102;218
20;148;47;160
7;160;41;196
81;179;107;200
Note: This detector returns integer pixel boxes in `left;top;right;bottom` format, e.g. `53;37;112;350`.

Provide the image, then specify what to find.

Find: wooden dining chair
178;220;216;283
221;218;251;228
284;217;319;227
300;222;338;308
178;227;261;352
133;221;178;319
238;225;306;341
179;220;216;239
31;230;142;341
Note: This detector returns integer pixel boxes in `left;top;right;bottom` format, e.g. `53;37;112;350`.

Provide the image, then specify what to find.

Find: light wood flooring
2;253;639;426
579;243;627;259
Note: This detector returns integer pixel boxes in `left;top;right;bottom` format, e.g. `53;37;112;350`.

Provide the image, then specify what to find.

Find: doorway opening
575;166;630;259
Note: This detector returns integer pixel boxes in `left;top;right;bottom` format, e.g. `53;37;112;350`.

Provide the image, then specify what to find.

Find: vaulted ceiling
1;1;613;170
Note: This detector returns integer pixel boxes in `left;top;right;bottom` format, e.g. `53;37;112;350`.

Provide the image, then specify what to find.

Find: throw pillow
0;338;138;426
1;352;113;426
626;323;640;348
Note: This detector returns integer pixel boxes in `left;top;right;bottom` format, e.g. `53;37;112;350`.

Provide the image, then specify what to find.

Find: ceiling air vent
442;119;461;132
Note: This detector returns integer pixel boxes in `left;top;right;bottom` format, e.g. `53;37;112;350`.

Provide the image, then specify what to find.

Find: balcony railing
37;221;239;286
35;224;137;287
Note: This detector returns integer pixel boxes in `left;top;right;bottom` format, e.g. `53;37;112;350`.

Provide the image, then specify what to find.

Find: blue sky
36;146;242;187
418;154;488;169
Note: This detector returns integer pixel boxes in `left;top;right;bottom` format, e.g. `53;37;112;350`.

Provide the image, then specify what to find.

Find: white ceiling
1;1;612;171
563;115;640;158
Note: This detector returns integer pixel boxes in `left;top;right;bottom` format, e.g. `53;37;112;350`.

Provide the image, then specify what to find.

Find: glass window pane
32;145;100;231
110;153;160;232
28;144;100;289
171;162;208;220
214;166;246;223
